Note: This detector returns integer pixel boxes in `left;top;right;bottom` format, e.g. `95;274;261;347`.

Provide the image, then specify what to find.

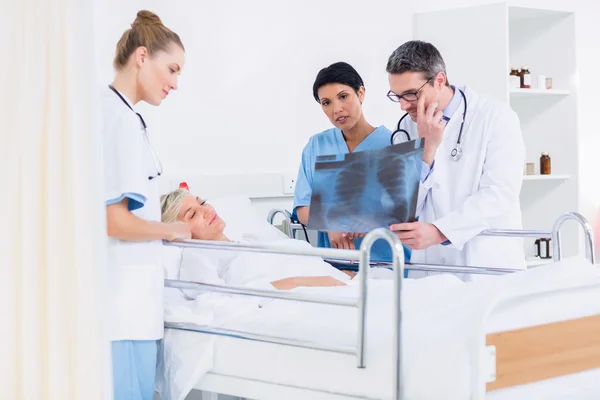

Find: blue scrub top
293;125;411;264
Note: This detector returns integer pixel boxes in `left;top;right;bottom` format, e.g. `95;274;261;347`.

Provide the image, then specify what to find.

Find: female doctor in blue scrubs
102;10;192;400
293;62;411;264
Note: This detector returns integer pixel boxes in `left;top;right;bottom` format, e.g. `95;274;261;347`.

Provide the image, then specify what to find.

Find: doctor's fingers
393;231;419;241
416;92;427;119
403;240;423;250
390;222;420;231
433;109;445;125
425;102;439;121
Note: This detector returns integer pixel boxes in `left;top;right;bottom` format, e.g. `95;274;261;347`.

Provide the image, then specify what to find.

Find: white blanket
177;239;353;297
157;257;600;400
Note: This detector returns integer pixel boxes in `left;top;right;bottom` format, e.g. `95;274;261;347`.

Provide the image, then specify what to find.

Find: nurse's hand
165;222;193;241
328;232;356;250
346;232;366;240
389;221;447;250
417;93;446;166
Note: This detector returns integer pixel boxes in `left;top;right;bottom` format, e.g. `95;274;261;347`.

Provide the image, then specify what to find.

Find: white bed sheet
157;258;600;400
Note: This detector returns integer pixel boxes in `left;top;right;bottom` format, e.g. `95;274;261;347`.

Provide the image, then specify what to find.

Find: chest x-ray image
308;139;424;233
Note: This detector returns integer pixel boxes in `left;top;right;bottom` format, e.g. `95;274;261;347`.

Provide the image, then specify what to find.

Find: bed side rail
269;211;596;265
164;228;406;399
552;212;596;264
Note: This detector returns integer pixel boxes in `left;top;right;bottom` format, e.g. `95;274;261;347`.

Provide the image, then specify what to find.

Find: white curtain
0;0;111;399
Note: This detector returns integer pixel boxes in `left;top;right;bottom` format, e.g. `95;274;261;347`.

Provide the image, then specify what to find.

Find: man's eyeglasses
387;77;433;103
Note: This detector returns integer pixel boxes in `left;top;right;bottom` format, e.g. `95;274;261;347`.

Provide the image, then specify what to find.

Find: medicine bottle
540;152;551;175
520;66;531;89
509;67;520;89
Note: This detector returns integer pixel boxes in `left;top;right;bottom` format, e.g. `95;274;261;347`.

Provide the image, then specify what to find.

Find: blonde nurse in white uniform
102;10;191;400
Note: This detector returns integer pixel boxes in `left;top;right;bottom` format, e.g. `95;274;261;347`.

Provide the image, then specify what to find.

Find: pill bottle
520;66;531;89
540;152;551;175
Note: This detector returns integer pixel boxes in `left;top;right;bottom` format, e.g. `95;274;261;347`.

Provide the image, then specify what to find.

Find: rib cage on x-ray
308;139;424;233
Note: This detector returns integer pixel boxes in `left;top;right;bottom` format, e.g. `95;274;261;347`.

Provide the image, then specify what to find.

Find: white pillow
207;195;289;242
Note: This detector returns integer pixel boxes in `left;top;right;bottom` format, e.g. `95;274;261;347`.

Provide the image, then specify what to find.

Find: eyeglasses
387;77;433;103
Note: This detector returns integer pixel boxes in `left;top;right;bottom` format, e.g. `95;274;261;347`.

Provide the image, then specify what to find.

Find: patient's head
161;189;227;241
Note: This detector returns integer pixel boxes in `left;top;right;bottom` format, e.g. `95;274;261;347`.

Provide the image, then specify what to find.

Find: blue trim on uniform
111;340;158;400
106;193;147;211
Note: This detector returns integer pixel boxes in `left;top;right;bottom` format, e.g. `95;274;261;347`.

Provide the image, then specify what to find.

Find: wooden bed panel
486;313;600;392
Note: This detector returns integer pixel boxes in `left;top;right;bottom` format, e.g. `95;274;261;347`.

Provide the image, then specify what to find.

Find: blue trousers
111;340;158;400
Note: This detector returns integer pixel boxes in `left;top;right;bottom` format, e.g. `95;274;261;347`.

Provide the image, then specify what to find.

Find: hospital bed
159;210;600;400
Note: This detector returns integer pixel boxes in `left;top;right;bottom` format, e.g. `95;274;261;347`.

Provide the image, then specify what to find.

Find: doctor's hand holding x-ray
385;40;526;279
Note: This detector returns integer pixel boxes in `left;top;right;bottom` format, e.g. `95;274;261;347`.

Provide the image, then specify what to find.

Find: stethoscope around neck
390;88;468;162
108;85;163;180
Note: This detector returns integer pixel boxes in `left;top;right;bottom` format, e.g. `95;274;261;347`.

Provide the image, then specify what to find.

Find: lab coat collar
443;85;463;122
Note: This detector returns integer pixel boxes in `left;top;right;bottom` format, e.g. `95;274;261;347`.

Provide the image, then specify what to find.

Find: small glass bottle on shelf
540;152;551;175
509;67;520;89
520;66;531;89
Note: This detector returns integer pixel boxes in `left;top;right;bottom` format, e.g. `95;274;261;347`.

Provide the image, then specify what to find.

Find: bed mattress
158;260;600;400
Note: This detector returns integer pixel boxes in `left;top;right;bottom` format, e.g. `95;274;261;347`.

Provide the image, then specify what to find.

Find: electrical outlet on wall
282;174;296;195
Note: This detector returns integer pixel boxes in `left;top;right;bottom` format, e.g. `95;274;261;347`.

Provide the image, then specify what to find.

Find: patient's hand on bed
340;270;357;279
271;276;347;290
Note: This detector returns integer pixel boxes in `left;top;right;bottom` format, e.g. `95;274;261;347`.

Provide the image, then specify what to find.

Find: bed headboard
159;173;294;200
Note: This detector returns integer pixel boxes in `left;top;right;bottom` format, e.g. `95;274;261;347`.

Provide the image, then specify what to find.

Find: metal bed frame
163;211;596;400
267;209;596;273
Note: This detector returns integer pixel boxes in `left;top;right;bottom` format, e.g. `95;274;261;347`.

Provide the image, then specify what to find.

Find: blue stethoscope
390;88;468;162
108;85;163;180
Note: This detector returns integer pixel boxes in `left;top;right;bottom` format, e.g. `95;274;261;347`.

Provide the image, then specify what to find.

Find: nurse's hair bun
113;10;184;70
131;10;163;28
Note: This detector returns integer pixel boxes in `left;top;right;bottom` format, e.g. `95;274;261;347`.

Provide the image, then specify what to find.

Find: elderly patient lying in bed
160;189;355;291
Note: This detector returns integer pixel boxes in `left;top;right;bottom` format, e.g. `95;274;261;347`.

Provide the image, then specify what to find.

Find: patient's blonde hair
160;188;188;223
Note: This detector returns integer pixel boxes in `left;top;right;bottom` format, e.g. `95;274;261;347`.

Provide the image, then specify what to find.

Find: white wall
94;0;413;173
93;0;414;214
93;0;599;252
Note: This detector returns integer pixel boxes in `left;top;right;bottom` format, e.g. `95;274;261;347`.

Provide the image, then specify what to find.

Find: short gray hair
386;40;449;86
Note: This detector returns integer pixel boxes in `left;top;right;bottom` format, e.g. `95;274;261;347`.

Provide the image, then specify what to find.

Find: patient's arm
342;270;357;279
271;276;347;290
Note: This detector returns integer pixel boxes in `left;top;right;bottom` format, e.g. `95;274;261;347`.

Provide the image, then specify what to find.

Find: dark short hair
386;40;449;86
312;62;364;102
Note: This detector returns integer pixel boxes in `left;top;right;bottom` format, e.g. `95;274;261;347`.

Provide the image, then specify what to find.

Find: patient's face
177;195;226;240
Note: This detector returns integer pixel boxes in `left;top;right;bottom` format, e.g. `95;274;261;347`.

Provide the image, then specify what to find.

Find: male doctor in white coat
386;40;526;279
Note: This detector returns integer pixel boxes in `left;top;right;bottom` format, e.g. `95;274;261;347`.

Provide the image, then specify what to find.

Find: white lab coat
395;86;526;280
102;87;164;340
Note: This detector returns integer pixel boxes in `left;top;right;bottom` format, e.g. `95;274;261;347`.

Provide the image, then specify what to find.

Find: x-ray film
307;139;424;233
